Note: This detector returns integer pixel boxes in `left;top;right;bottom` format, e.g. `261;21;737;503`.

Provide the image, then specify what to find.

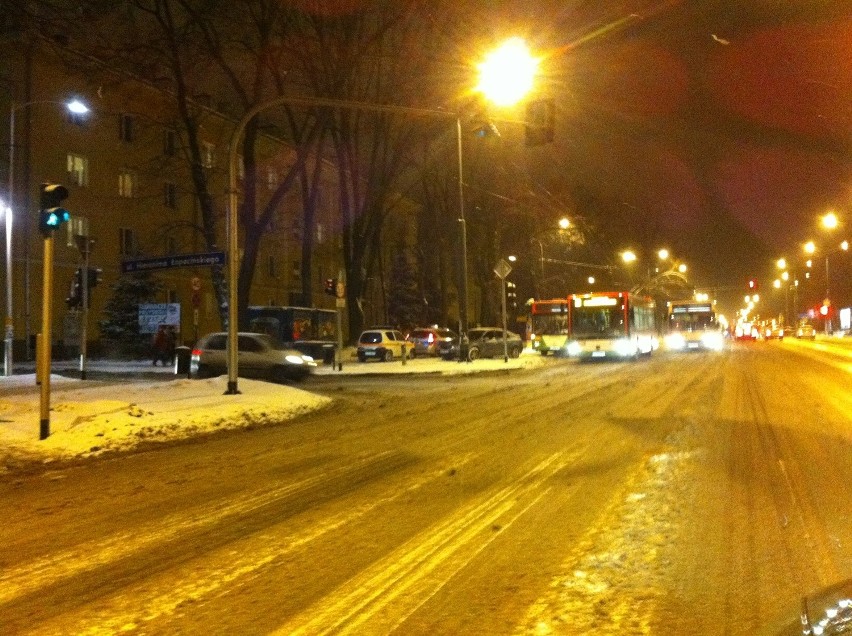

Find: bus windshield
669;312;716;331
571;305;625;338
532;312;568;336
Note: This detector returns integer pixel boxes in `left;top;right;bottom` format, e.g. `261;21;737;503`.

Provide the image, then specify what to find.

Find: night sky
505;1;851;313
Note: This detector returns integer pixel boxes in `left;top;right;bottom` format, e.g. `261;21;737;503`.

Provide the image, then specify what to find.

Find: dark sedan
439;327;523;361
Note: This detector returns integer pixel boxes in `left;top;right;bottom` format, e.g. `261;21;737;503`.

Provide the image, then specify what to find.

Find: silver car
191;332;316;383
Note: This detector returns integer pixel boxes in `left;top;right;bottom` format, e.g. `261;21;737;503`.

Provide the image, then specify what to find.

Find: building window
119;227;137;256
237;156;245;181
267;167;278;190
292;260;301;279
164;182;177;208
202;142;215;168
119;114;135;142
316;223;324;245
164;129;177;157
118;170;137;198
67;154;89;186
267;255;276;277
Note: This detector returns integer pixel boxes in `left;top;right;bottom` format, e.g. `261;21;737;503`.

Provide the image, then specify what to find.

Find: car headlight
566;341;582;357
286;354;310;365
665;333;686;350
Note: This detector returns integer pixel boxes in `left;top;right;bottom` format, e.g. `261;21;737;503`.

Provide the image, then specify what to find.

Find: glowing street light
657;248;670;261
776;258;787;270
621;250;637;264
822;211;839;230
476;37;539;107
804;241;816;254
558;217;570;230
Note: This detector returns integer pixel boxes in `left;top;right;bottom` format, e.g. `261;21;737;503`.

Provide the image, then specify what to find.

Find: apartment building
2;40;348;359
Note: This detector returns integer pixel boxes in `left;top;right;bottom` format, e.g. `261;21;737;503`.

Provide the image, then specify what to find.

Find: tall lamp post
5;98;89;376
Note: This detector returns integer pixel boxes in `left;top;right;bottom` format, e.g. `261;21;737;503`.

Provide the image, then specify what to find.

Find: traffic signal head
324;278;337;296
66;268;83;310
39;183;70;236
525;98;555;146
87;267;103;289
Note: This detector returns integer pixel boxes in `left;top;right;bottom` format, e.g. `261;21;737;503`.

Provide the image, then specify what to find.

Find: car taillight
191;349;202;357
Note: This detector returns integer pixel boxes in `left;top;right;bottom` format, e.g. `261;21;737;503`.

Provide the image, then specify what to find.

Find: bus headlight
701;332;724;350
665;333;686;350
614;338;637;357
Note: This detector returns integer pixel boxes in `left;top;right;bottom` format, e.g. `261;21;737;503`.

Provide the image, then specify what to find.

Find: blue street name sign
121;251;226;273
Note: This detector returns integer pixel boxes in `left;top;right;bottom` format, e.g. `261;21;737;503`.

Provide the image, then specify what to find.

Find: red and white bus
529;299;569;356
565;291;658;359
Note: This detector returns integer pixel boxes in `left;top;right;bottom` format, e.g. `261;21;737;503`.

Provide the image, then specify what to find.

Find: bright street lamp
5;98;89;377
822;211;839;230
621;250;637;263
558;217;570;230
476;37;539;107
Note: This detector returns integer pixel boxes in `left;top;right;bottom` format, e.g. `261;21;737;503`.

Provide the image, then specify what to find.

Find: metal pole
80;245;90;379
825;254;830;335
456;117;470;362
501;277;508;362
4;104;15;376
39;234;53;439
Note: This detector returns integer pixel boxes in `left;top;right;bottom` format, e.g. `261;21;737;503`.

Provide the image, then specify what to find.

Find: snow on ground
0;350;548;470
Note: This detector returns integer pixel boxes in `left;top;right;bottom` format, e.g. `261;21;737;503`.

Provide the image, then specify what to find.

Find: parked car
439;327;523;361
764;324;784;340
796;324;816;340
191;332;316;383
356;328;412;362
406;327;457;357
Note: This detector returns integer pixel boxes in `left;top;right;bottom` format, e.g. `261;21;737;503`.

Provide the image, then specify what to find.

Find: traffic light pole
79;239;91;380
39;234;54;439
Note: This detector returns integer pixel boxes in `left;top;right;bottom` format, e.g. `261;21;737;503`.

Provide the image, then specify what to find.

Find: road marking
275;452;567;635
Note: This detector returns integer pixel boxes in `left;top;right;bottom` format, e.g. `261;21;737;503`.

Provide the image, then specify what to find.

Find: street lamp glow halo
822;212;839;230
67;99;89;114
476;37;539;107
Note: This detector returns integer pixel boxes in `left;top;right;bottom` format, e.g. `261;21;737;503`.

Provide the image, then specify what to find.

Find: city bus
529;299;569;355
247;306;337;364
664;300;725;351
565;291;658;359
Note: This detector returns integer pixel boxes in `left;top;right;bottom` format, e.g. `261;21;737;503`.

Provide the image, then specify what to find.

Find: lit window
67;154;89;186
237;156;245;181
267;167;278;190
316;223;324;244
118;170;137;198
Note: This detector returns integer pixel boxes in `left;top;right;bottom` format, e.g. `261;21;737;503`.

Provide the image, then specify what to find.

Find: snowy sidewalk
0;350;548;470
